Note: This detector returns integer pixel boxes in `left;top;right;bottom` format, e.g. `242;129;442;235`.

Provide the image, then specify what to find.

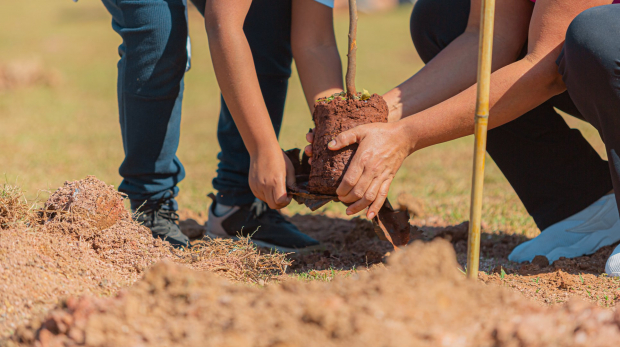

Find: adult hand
249;148;296;209
329;122;413;219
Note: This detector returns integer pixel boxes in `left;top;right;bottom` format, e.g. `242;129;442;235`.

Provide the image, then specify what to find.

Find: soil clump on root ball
15;239;620;347
308;93;388;195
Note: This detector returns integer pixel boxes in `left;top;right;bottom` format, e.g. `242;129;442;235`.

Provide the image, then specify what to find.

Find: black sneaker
206;193;321;253
133;199;189;249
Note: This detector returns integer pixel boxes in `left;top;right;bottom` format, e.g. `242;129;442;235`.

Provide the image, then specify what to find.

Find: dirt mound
0;177;171;338
1;177;290;341
13;239;620;347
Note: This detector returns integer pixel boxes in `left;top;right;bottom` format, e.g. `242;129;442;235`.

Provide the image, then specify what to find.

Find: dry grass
181;237;291;284
0;183;36;229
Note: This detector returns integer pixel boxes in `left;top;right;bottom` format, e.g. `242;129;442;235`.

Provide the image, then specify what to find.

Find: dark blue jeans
101;0;293;210
411;0;619;230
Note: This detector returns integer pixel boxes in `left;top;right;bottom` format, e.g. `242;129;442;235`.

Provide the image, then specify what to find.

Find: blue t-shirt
314;0;335;7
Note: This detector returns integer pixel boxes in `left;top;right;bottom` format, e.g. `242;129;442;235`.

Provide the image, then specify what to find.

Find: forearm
384;0;532;122
294;45;344;112
401;53;565;152
206;27;280;157
291;0;344;112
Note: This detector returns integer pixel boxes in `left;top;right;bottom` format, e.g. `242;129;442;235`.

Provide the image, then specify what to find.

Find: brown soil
308;94;388;195
0;177;288;341
3;176;620;346
12;240;620;347
290;214;620;307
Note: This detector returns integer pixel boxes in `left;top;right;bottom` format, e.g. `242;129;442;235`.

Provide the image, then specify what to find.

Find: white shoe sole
605;243;620;277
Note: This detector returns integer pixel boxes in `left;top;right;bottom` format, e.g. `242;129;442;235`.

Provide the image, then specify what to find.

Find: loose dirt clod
15;239;620;347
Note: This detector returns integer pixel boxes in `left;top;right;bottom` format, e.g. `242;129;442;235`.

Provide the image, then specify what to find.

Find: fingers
306;129;314;164
271;177;292;210
345;177;382;215
306;128;314;144
328;126;364;151
304;144;313;157
367;178;392;220
335;145;368;197
282;151;296;189
339;166;376;205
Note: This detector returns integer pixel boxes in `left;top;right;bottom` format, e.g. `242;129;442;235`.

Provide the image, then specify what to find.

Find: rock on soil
14;240;620;347
308;94;388;195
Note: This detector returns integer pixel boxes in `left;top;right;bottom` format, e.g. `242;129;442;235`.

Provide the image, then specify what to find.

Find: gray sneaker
133;202;189;249
206;193;321;253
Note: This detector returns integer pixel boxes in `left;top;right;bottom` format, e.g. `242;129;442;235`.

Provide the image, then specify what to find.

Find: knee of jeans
119;12;188;97
564;7;615;70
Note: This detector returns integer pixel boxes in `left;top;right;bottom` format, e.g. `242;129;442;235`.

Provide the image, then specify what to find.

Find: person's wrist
383;90;402;122
248;141;282;161
392;121;417;156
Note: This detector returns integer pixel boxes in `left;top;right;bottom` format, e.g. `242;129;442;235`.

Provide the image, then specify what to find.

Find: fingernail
368;212;375;219
346;209;352;215
328;140;336;148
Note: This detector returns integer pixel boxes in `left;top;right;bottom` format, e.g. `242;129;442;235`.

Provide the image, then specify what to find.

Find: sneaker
509;194;620;263
605;244;620;277
133;199;189;249
206;193;321;253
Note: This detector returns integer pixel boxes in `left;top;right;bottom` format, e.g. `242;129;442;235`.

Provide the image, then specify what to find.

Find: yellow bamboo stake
466;0;495;280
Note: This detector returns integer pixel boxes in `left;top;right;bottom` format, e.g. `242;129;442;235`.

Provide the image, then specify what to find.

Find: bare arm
384;0;533;121
204;0;293;209
327;0;610;218
292;0;344;112
397;0;610;151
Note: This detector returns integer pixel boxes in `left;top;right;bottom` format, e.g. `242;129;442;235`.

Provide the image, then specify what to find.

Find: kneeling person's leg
560;5;620;274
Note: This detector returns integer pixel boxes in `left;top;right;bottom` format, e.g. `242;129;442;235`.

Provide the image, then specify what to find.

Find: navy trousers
101;0;293;210
411;0;620;230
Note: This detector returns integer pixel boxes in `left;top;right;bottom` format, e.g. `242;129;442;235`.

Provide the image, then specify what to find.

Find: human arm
292;0;344;112
204;0;294;209
330;0;610;218
383;0;533;122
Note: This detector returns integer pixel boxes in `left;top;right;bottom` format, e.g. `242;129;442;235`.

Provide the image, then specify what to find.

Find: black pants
411;0;619;230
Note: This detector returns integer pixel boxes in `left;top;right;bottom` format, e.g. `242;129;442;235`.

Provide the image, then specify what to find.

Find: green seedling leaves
500;267;506;280
361;89;371;100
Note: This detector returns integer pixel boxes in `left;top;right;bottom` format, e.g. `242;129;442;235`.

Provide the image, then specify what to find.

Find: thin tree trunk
345;0;357;98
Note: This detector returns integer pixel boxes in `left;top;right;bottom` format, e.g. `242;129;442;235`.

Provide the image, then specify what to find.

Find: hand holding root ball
306;122;411;219
249;148;297;210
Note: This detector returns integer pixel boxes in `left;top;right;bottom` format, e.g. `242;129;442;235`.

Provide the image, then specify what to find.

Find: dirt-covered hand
249;149;295;210
328;122;413;219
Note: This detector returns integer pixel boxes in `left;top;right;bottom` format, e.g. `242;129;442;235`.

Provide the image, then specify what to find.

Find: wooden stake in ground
345;0;357;98
466;0;496;280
